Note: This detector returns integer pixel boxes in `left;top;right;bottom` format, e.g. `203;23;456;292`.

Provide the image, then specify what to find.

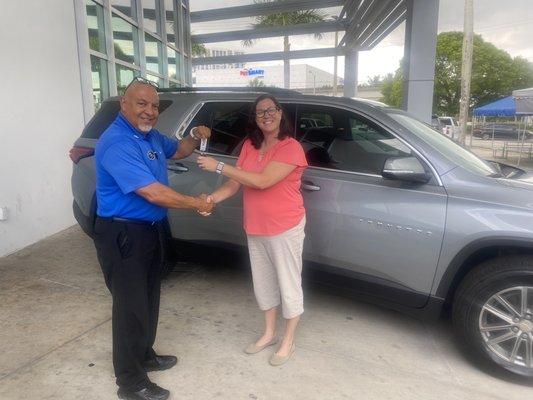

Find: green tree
243;0;326;89
192;43;207;57
380;32;533;115
381;71;403;107
248;77;266;87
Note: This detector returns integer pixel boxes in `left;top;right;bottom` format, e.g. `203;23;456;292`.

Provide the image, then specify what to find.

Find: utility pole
458;0;474;145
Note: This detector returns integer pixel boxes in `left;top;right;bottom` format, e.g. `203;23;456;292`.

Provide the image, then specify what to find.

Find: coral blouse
236;137;308;236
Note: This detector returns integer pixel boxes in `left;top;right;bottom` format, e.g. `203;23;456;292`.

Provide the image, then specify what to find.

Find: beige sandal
269;343;295;366
244;337;278;354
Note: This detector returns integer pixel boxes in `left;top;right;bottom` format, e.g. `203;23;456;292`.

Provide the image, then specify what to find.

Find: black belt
97;216;159;226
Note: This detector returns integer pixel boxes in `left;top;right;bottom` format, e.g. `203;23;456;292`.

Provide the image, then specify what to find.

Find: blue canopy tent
473;96;516;117
472;94;531;166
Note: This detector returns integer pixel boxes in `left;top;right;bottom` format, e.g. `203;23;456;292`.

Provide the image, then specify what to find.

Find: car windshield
387;111;499;177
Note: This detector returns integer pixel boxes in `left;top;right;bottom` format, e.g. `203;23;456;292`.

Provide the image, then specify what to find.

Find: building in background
193;64;343;91
193;63;381;101
0;0;192;257
194;48;245;70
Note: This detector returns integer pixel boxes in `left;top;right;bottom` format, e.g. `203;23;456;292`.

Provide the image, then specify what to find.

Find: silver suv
70;88;533;378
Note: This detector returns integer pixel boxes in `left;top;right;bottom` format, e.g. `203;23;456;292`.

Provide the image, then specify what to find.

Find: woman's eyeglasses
255;107;280;118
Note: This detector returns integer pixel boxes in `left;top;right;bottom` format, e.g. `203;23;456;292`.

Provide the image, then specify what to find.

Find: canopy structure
191;0;440;123
512;87;533;115
473;96;516;117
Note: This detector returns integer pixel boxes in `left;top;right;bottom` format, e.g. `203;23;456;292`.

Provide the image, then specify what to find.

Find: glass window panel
112;15;140;65
90;55;109;110
167;46;176;80
116;64;139;95
86;0;106;54
145;33;162;74
182;6;189;52
143;0;160;34
169;81;180;89
110;0;136;20
164;0;176;44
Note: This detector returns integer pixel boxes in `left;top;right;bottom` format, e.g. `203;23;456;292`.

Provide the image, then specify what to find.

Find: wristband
190;127;201;140
215;161;225;174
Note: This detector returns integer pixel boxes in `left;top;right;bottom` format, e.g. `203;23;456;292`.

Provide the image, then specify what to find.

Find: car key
200;137;207;155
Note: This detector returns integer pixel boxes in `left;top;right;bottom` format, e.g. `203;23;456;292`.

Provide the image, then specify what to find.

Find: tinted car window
297;105;411;175
81;99;173;139
329;116;411;174
186;102;297;157
186;102;251;156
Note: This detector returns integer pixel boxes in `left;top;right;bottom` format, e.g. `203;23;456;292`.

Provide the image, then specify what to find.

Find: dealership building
0;0;193;257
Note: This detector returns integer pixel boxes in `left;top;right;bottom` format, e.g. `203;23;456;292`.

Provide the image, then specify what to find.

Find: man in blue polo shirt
93;78;213;400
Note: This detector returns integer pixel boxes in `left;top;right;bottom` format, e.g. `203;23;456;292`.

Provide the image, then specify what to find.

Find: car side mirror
382;156;431;183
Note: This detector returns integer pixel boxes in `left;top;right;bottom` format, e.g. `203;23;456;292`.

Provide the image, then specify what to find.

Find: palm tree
243;0;325;89
192;43;207;57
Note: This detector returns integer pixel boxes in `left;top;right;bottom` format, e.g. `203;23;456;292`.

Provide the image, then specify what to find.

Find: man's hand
193;125;211;140
196;194;214;214
197;194;214;216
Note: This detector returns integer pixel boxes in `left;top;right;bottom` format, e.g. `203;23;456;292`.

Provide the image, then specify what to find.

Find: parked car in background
473;123;533;140
436;116;460;138
71;88;533;379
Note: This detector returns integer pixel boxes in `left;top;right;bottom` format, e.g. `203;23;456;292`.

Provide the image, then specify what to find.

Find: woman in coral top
197;94;308;366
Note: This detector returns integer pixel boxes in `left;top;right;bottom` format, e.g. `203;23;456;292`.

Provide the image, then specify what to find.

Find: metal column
402;0;439;123
343;48;358;98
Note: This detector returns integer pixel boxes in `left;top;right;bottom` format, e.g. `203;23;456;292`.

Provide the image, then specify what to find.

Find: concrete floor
1;227;532;400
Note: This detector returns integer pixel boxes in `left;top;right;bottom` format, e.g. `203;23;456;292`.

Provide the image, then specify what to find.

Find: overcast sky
190;0;533;84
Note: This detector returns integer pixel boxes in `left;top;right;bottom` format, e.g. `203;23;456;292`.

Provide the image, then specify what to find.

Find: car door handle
302;181;320;191
167;163;189;173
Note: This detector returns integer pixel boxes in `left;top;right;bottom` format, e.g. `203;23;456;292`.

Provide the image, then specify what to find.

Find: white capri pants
246;216;306;319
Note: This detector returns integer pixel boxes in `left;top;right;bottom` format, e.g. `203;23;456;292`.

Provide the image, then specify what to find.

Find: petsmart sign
240;68;265;77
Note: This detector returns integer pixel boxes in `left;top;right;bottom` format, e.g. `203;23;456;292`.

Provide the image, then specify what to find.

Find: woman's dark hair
247;94;294;149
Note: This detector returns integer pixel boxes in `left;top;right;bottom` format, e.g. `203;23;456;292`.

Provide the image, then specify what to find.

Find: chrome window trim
173;98;443;186
175;101;205;139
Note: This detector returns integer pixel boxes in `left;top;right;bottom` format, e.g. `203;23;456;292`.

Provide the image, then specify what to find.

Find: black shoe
117;383;170;400
142;355;178;372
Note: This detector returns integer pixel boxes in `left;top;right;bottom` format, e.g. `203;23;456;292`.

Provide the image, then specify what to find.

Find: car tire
482;133;490;140
452;255;533;377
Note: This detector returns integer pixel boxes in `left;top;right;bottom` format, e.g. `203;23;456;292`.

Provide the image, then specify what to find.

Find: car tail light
69;146;94;163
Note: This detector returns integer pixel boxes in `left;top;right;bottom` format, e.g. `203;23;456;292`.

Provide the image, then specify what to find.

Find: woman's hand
197;155;219;172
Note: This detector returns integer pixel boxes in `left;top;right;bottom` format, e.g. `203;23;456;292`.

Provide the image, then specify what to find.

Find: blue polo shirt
95;113;179;222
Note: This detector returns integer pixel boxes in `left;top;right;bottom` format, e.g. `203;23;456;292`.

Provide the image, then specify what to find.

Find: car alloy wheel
479;286;533;369
452;256;533;377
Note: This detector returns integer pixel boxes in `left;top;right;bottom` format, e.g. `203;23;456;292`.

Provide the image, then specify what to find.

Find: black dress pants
93;217;162;391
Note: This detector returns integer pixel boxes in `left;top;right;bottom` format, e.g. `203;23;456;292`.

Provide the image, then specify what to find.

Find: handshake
196;194;215;216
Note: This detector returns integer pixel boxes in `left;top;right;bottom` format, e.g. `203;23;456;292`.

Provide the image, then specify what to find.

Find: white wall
0;1;85;256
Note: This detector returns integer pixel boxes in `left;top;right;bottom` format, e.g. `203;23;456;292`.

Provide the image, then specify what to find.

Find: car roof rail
156;86;302;96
